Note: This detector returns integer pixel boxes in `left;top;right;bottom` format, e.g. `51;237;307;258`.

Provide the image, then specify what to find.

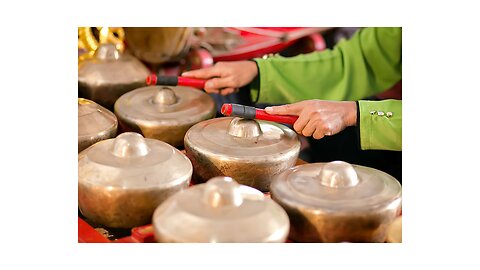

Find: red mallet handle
178;76;206;89
255;110;298;125
221;103;298;125
146;74;207;89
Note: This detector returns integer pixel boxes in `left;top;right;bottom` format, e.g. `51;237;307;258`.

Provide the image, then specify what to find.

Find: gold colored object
152;176;290;243
114;85;216;147
270;161;402;242
78;98;117;153
78;27;125;53
78;132;193;229
184;117;300;192
78;43;150;110
123;27;193;64
386;216;402;243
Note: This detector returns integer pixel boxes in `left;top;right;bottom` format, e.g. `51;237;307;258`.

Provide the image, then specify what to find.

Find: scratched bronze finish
78;98;117;152
78;133;193;229
271;193;401;242
270;161;402;242
184;117;300;192
78;43;150;110
78;180;189;229
115;86;216;147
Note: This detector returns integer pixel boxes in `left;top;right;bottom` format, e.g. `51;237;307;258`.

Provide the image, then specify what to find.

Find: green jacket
251;27;402;151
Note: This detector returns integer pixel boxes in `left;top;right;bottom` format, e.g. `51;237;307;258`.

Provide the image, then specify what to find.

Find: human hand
181;61;258;95
265;100;357;139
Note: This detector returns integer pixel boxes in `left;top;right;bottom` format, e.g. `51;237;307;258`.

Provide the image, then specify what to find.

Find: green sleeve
250;27;402;104
358;99;402;151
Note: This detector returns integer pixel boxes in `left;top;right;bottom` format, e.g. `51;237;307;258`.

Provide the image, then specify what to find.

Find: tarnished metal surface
78;43;150;110
184;117;300;192
114;86;216;147
152;177;290;243
78;132;192;229
78;98;117;152
386;216;402;243
270;161;402;242
123;27;193;65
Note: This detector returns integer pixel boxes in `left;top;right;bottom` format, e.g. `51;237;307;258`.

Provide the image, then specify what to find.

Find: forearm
250;27;402;104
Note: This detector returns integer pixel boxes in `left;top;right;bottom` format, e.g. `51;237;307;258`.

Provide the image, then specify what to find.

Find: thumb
265;103;303;115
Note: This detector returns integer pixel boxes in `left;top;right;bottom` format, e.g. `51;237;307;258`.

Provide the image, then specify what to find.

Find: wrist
345;101;358;127
248;60;261;103
246;60;259;77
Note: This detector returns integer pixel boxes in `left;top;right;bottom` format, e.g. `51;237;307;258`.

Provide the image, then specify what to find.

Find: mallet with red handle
221;103;298;125
146;74;207;89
